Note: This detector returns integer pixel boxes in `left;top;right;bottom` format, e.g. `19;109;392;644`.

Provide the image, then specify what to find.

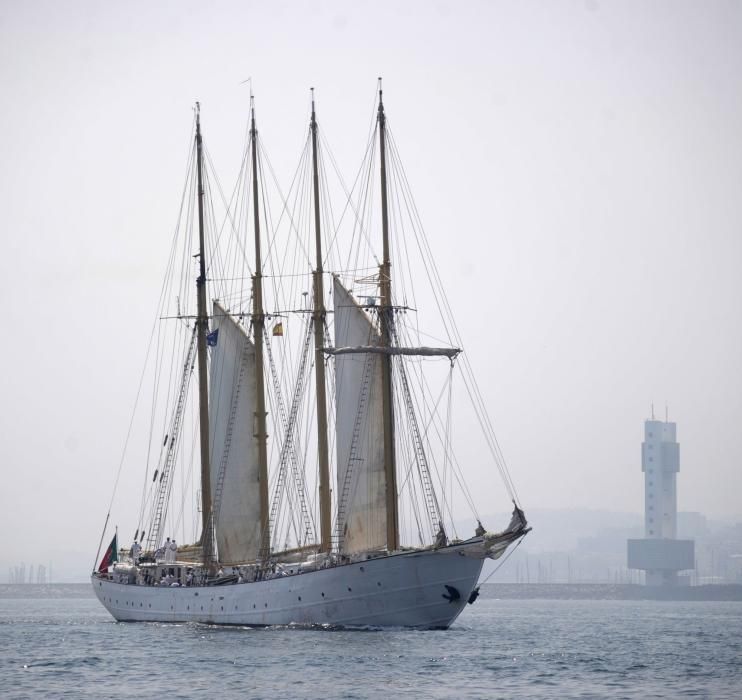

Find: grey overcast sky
1;0;741;579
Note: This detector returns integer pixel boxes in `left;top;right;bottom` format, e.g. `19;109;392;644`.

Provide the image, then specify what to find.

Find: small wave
23;656;103;669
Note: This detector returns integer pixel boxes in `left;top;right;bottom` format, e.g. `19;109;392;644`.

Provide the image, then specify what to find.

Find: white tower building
642;419;679;539
628;416;694;586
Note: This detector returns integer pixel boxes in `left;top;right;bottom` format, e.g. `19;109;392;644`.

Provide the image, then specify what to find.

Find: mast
377;82;400;551
250;96;270;560
194;103;213;561
310;89;332;553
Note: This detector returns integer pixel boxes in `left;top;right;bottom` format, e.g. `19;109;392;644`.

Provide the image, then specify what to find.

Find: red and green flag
98;533;118;572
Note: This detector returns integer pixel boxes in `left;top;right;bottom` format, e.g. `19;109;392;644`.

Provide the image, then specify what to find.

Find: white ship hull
92;543;485;629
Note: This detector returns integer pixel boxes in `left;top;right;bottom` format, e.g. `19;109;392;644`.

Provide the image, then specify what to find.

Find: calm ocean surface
1;585;740;699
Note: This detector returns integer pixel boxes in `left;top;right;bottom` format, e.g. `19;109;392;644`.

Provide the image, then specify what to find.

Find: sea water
1;585;741;699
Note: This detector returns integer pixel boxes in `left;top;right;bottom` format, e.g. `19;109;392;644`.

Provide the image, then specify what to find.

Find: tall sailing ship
92;84;529;629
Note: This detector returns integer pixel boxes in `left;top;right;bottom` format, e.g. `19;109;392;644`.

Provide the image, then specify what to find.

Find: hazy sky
1;0;740;579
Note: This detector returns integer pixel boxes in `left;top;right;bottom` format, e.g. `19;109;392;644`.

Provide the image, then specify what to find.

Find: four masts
194;86;402;563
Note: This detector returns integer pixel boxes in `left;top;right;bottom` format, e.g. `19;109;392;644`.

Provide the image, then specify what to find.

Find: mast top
250;93;257;134
377;78;385;122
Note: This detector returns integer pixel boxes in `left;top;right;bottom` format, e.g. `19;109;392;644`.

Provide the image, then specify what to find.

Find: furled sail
208;301;261;563
333;277;386;554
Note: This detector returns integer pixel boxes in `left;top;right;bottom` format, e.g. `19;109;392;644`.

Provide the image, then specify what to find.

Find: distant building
627;417;695;585
8;562;48;584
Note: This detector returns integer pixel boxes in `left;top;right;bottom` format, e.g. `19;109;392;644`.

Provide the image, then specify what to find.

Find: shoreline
482;582;742;601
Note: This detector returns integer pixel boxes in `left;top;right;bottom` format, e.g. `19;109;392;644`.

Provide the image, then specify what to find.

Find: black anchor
441;584;461;603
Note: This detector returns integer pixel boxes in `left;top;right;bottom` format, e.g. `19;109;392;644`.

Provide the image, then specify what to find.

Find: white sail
333;277;386;554
208;301;261;563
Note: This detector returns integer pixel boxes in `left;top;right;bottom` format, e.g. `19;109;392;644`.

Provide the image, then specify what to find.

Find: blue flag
206;329;219;347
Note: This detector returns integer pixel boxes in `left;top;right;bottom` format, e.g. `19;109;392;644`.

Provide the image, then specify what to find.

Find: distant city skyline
5;506;738;584
7;563;50;585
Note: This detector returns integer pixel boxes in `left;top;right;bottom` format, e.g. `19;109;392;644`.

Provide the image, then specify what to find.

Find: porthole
348;587;352;592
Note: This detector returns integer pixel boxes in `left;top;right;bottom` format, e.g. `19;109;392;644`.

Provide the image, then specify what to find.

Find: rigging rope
478;531;529;587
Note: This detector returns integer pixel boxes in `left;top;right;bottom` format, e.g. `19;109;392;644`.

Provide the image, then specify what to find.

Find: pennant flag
98;533;118;572
272;321;284;337
206;329;219;346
